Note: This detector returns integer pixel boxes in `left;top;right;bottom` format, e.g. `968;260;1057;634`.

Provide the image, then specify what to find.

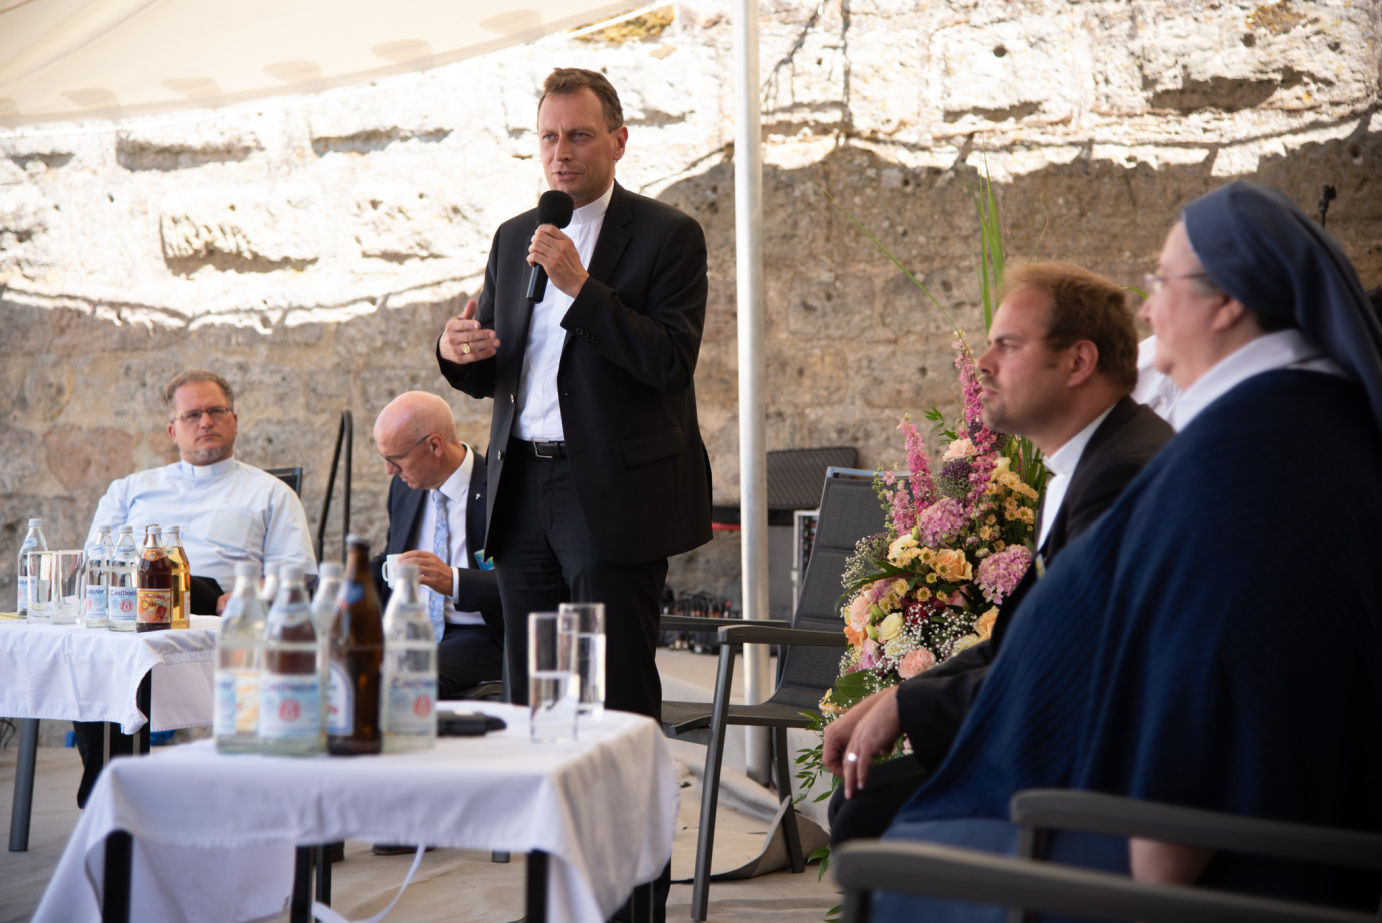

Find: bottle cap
262;562;278;576
236;562;258;578
319;562;343;579
345;533;365;545
398;563;420;581
168;526;181;535
119;525;134;533
280;565;303;582
28;518;42;526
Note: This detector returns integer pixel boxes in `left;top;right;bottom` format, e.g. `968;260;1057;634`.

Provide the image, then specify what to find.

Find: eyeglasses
1142;272;1210;295
175;406;233;425
379;434;433;467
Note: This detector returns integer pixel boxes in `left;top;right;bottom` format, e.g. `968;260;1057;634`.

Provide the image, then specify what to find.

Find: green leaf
826;189;961;336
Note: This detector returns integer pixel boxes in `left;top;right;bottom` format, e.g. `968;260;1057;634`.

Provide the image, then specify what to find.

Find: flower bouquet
819;340;1045;720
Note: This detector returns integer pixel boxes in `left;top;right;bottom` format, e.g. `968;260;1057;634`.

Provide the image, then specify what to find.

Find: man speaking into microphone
436;67;712;726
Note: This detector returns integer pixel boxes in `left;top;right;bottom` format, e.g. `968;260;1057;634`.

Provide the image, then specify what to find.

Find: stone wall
1;0;1379;605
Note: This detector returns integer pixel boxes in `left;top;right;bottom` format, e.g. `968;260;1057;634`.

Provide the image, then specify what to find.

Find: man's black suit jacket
368;451;503;645
896;396;1173;767
437;181;713;567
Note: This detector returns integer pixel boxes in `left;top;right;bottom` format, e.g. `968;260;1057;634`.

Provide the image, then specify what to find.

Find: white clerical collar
568;182;614;227
1171;329;1345;431
436;444;473;503
1042;405;1114;480
178;456;237;479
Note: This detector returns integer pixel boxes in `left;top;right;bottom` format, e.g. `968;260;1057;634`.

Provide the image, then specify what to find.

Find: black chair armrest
1010;790;1382;871
658;615;790;633
716;624;846;647
832;840;1372;923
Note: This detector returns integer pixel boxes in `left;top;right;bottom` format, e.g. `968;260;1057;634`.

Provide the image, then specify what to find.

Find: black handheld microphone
526;190;575;303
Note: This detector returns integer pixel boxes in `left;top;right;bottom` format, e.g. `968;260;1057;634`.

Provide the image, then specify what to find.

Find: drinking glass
527;611;577;742
25;551;54;622
559;602;606;720
51;550;85;625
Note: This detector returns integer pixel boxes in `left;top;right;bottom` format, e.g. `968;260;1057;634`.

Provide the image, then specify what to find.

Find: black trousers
73;721;135;808
436;622;504;700
489;443;667;722
827;754;931;846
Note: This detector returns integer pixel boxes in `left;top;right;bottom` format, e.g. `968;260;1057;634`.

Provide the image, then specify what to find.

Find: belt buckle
533;441;557;459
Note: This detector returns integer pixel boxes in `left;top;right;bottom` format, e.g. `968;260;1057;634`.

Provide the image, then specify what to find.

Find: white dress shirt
1170;329;1344;432
513;181;615;441
414;445;484;626
1036;406;1114;551
85;456;317;590
1132;336;1182;423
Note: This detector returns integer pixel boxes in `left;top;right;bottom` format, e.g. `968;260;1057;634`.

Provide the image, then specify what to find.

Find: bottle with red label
258;565;320;756
380;563;437;752
135;524;173;632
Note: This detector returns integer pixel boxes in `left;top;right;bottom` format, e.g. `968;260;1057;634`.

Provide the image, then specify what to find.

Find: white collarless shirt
85;455;317;589
513;182;615;441
1036;406;1114;551
413;445;483;626
1170;330;1344;432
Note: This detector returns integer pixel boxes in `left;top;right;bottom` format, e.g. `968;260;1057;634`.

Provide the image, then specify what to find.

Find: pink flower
859;639;881;670
976;544;1032;604
896;417;936;511
898;648;936;679
916;497;966;547
847;595;871;633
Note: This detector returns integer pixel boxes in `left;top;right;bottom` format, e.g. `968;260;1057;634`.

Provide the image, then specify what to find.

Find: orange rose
931;548;973;582
974;607;999;641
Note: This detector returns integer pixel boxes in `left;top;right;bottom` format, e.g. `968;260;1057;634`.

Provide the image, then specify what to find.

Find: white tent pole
735;0;771;785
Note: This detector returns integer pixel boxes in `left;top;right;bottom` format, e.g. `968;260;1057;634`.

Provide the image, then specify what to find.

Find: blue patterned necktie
429;490;449;642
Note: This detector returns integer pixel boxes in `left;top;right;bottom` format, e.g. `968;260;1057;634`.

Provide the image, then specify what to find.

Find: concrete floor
0;649;842;923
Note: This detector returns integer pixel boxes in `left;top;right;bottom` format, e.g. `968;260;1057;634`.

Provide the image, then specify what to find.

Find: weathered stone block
0;425;40;492
19;356;73;423
42;426;135;490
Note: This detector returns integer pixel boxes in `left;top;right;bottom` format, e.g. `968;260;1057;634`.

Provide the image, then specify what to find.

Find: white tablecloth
33;701;679;923
0;616;219;733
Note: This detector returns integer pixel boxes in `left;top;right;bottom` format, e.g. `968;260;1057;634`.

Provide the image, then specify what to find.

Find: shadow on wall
0;123;1377;598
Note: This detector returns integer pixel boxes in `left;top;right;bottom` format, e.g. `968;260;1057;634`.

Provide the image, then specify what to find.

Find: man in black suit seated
824;261;1174;841
370;391;503;699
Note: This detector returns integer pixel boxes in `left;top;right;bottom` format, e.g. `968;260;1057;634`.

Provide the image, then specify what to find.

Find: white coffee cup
381;553;405;587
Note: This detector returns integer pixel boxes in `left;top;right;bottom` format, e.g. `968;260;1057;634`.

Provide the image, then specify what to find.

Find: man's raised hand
440;299;499;364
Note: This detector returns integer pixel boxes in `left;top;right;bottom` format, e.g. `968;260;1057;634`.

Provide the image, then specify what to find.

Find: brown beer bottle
166;525;190;629
326;535;383;755
136;524;173;632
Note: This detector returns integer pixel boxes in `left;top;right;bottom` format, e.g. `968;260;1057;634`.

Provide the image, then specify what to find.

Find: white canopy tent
0;0;654;126
0;0;775;777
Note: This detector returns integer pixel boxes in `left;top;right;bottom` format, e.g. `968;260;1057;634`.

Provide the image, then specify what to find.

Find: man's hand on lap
840;685;903;799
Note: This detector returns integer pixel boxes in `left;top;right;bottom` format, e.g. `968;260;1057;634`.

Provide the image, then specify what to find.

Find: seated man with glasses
75;369;317;806
85;369;317;604
369;392;502;699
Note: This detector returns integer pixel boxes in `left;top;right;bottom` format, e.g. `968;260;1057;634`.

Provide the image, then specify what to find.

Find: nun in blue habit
871;182;1382;921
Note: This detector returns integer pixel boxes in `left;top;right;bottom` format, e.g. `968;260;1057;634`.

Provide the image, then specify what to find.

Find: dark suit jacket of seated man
370;392;503;700
828;263;1174;844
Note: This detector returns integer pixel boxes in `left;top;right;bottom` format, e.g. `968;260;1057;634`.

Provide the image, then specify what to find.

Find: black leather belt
512;438;567;459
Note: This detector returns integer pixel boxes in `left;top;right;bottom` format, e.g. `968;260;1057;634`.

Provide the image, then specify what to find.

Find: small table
0;615;220;851
34;702;678;923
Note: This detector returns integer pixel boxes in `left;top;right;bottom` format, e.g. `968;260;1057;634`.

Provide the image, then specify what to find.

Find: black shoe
371;843;436;856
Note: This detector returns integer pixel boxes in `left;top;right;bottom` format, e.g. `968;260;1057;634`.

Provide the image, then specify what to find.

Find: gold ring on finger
461;342;472;355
